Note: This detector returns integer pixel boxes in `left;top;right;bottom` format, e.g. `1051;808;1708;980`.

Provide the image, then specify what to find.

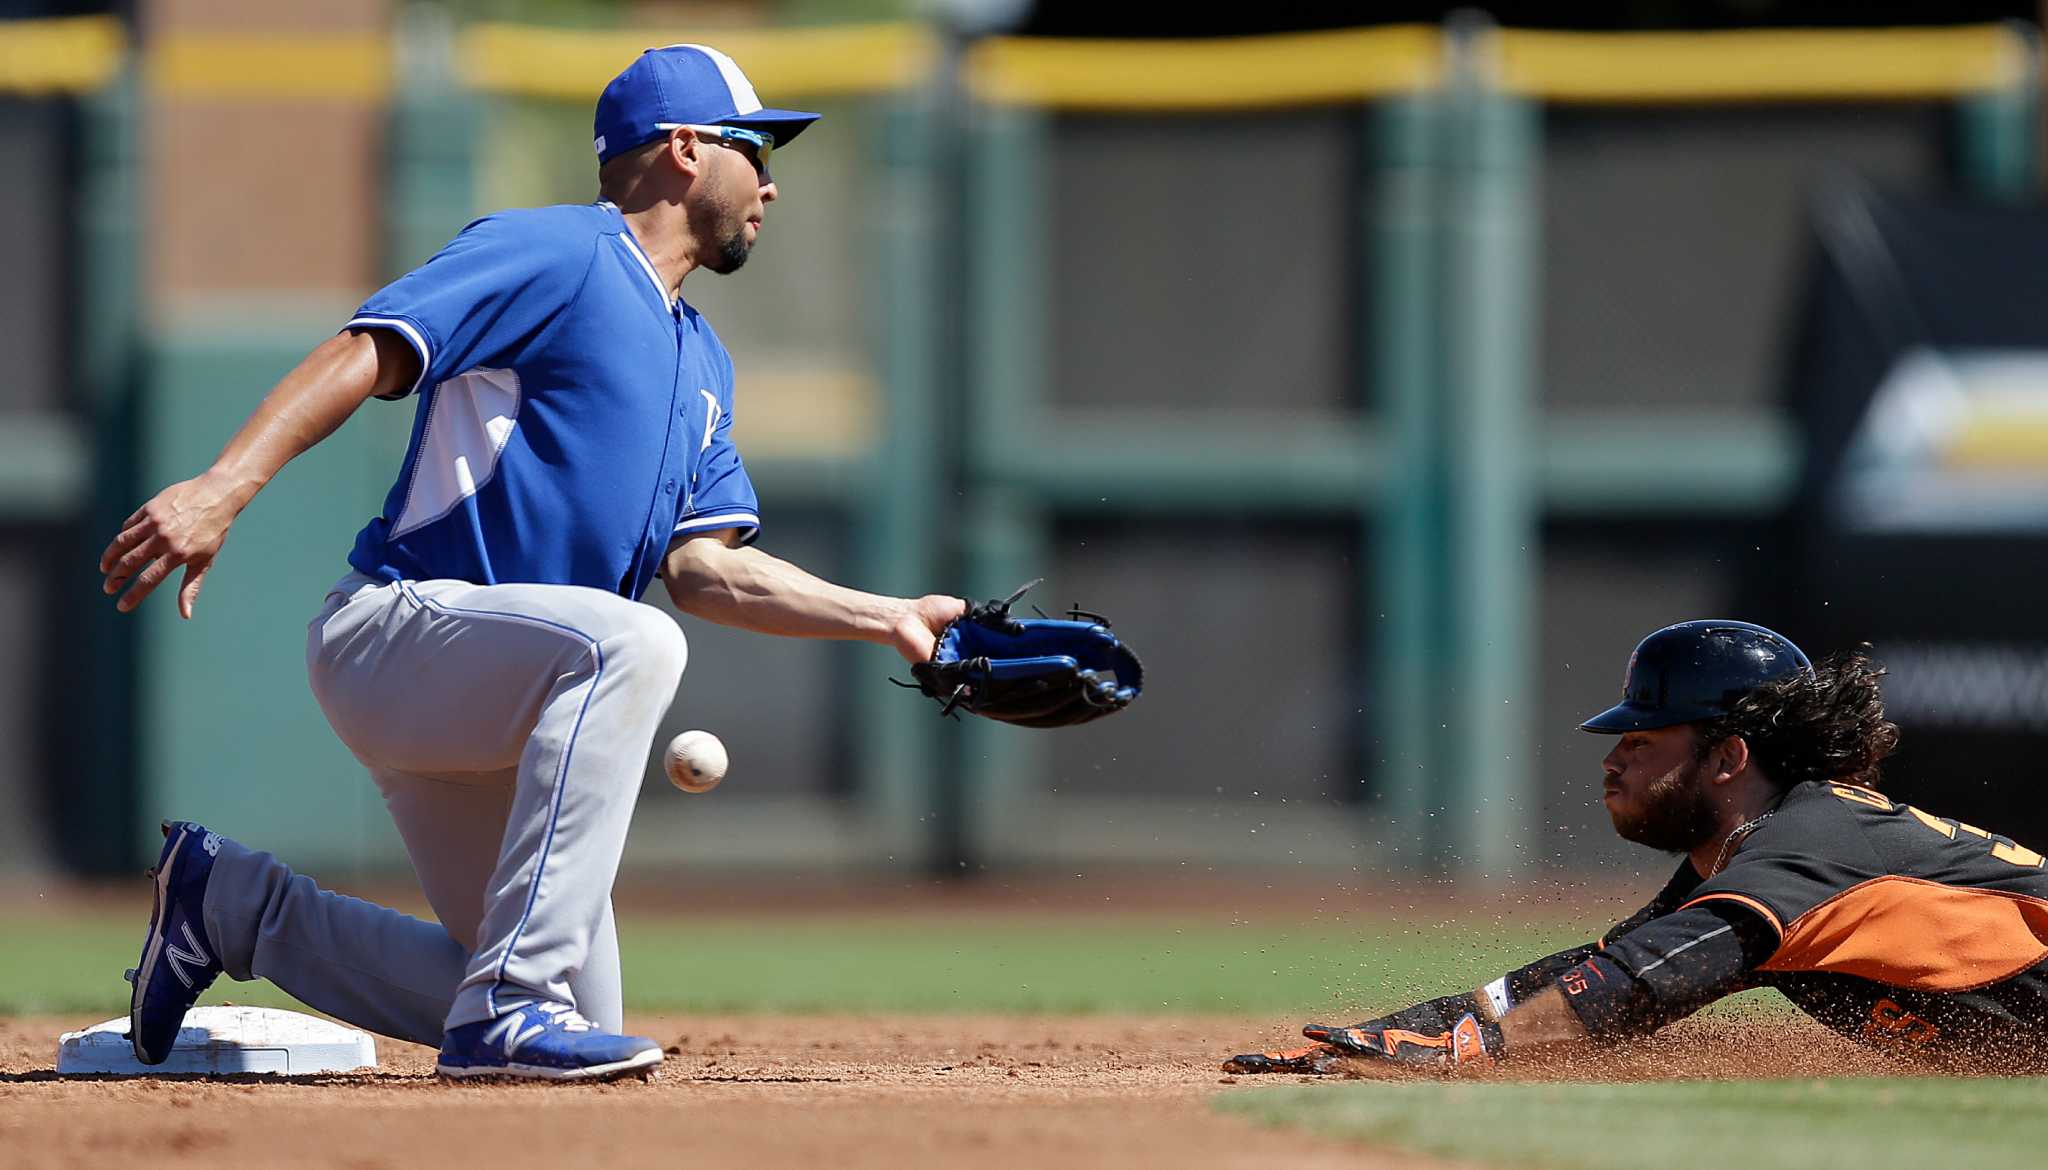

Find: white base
57;1006;378;1076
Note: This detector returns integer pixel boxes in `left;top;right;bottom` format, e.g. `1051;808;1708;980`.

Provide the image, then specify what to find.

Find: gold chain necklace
1710;811;1775;876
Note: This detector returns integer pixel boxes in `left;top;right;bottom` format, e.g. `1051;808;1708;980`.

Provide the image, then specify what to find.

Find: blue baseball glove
902;581;1142;728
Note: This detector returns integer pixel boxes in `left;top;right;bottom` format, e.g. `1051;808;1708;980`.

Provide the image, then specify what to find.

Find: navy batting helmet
1580;620;1812;733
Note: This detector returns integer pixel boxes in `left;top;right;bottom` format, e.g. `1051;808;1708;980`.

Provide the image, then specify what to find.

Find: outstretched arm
1226;902;1773;1074
1490;901;1775;1053
1224;859;1779;1076
99;327;419;617
1223;960;1591;1075
660;531;966;664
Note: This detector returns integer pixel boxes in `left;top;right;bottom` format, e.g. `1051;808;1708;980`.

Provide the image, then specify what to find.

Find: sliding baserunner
1227;622;2048;1075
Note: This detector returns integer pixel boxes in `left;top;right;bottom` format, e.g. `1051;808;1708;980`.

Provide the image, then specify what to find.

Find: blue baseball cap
593;44;820;165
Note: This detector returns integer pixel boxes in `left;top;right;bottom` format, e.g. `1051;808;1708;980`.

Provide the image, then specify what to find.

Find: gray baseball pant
196;572;686;1045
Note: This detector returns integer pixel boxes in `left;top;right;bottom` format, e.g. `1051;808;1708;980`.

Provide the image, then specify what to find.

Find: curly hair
1691;646;1901;790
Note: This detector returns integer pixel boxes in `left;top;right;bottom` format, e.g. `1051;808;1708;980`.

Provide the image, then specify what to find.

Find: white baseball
664;730;728;793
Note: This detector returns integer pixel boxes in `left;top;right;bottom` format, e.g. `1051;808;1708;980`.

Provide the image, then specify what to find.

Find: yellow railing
0;15;122;94
0;15;2032;106
1498;26;2030;104
149;33;391;102
964;26;1441;110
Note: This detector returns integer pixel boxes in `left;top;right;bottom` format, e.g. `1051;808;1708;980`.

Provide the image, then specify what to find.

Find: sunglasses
660;123;775;178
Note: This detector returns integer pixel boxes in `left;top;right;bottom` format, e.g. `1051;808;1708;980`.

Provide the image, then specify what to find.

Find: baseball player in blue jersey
99;45;966;1082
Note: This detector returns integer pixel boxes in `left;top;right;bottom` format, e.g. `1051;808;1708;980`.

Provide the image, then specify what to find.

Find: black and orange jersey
1536;779;2048;1066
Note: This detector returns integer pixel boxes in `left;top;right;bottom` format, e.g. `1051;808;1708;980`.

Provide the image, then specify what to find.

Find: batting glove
1220;1042;1348;1075
1301;1011;1502;1071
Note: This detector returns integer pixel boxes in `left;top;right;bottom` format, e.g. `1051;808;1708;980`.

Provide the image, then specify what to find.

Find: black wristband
1553;954;1655;1040
1498;945;1600;1013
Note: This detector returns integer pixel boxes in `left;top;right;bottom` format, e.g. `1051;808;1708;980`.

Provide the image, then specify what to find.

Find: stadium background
3;0;2046;894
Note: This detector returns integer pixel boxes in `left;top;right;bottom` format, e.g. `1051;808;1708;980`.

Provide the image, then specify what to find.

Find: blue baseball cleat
127;820;225;1064
437;1002;664;1081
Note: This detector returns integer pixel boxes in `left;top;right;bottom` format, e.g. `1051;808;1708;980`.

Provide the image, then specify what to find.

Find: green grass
2;908;1588;1017
1219;1077;2048;1170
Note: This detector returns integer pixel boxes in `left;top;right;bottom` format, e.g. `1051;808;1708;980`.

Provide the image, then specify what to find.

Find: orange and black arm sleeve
1478;863;1709;1020
1554;902;1778;1040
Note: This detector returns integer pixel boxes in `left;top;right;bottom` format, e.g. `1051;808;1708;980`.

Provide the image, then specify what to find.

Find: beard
708;224;752;274
698;189;754;275
1609;761;1720;853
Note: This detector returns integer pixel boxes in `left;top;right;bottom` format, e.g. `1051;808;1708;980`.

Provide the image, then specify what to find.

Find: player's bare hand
890;594;967;664
100;471;246;618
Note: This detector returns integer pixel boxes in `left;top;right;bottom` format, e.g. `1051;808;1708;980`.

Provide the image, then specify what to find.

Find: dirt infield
0;1009;1917;1170
0;1013;1426;1170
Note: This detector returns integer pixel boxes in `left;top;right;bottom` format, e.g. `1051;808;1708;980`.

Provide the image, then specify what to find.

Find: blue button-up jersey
343;201;760;599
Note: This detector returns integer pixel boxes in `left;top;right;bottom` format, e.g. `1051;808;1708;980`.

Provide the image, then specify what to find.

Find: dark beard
1610;764;1719;853
707;226;751;274
696;186;754;275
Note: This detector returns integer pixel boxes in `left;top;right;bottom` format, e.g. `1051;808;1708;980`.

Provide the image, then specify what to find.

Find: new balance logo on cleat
482;1013;548;1057
201;831;221;856
437;1002;663;1082
164;922;211;990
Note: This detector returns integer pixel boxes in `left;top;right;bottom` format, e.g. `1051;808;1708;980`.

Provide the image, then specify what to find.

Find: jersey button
664;479;677;494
